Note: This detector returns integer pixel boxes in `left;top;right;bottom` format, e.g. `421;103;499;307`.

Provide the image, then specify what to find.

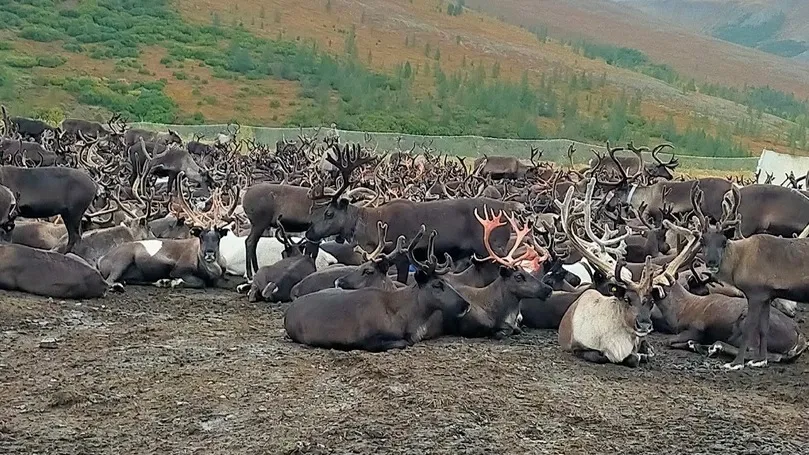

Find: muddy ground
1;288;807;454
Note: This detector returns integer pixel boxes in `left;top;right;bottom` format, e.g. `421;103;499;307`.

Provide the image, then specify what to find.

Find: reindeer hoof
707;342;723;357
236;283;251;294
109;283;125;293
721;362;744;371
154;279;172;288
169;278;185;289
746;359;768;368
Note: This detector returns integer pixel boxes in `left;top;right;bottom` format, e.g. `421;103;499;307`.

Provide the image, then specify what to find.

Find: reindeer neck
658;280;698;330
627;183;657;208
354;207;384;250
718;240;742;284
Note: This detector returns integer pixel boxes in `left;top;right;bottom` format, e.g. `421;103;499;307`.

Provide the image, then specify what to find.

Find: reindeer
696;184;809;369
238;224;322;302
289;265;358;299
473;146;542;180
596;142;732;222
284;226;472;351
0;244;113;298
60;115;124;142
334;222;408;291
97;176;235;289
590;142;678;181
437;207;552;339
556;179;702;366
0;166;97;253
0;139;61;167
306;143;517;283
124;128;182;148
651;261;807;363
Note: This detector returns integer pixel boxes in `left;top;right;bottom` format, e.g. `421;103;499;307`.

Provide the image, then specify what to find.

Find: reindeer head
475;206;553;300
336;223;408;290
407;225;471;318
175;173;237;264
559;178;702;337
306;143;377;242
696;183;740;274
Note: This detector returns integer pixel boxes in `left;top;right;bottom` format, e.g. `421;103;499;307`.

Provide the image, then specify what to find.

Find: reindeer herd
1;107;808;372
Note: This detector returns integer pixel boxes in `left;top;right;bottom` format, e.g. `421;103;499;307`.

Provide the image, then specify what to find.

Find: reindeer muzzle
203;251;217;263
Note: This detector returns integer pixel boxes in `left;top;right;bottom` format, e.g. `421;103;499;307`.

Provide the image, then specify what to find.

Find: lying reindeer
98;176;234;289
283;226;471;352
556;179;701;367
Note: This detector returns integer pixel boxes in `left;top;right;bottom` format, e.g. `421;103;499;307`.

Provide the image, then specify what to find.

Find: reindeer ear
414;270;429;284
338;198;350;208
190;226;203;237
499;266;513;278
652;286;666;300
608;282;626;300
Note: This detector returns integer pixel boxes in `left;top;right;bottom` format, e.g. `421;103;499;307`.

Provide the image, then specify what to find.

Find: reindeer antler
354;221;390;261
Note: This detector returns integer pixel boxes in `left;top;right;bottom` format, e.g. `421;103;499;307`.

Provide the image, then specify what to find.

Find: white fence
132;123;762;172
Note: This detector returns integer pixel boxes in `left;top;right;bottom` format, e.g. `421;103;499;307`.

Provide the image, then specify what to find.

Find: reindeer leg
245;221;270;280
668;328;703;351
725;293;765;370
575;349;611;364
749;299;772;368
57;211;83;254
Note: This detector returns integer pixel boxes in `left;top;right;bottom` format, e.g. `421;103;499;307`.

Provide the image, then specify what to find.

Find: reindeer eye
432;281;444;290
515;274;524;282
325;211;334;219
362;269;372;276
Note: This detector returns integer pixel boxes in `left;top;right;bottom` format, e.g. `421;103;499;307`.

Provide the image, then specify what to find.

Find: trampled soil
1;288;807;454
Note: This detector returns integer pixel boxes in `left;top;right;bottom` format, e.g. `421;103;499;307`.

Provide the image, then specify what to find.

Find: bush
5;55;38;68
19;25;63;42
173;71;188;80
36;55;67;68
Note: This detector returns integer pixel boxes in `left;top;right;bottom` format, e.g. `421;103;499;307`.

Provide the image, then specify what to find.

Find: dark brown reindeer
697;184;809;370
651;260;807;363
473;146;543;180
597;142;732;223
0;244;113;299
239;223;320;302
590;142;678;182
98;176;235;289
437;207;552;339
0;166;97;253
622;203;671;262
283;226;472;352
732;184;809;237
306;144;516;284
334;222;409;291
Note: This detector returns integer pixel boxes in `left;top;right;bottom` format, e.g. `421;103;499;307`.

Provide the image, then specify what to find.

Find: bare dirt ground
1;287;807;454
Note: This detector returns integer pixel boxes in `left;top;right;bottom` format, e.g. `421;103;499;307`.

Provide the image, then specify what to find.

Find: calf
283;226;471;351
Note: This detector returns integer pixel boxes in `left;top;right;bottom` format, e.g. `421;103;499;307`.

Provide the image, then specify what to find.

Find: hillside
0;0;806;158
612;0;809;60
